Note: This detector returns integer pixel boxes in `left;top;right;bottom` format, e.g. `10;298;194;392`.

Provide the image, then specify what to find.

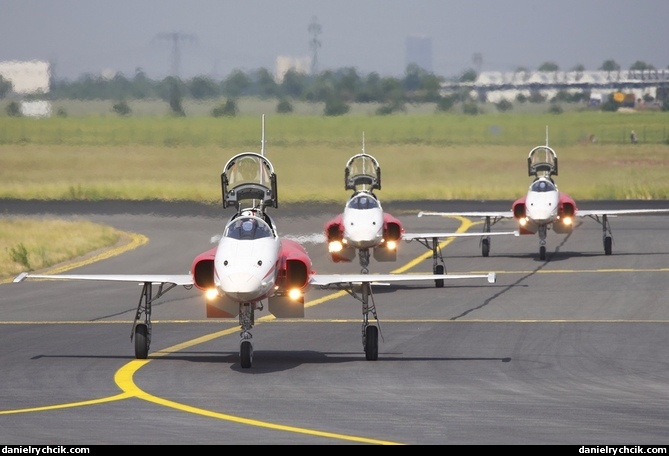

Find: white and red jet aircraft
14;119;496;369
324;139;513;286
419;138;669;261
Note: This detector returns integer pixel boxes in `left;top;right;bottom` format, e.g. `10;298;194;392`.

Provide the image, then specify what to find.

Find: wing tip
487;272;496;283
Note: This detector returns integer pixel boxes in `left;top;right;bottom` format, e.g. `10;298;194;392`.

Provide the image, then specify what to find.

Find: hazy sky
2;0;667;81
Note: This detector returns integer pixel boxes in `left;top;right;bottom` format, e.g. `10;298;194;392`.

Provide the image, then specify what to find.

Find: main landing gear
407;236;447;288
359;282;380;360
132;281;185;360
600;214;613;255
330;281;382;361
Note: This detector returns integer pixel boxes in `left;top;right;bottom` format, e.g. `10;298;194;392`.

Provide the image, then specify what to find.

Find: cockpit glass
226;155;272;188
531;180;555;192
224;217;272;240
347;194;378;210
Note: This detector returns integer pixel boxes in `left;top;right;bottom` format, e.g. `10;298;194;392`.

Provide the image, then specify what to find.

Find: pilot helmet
242;220;255;231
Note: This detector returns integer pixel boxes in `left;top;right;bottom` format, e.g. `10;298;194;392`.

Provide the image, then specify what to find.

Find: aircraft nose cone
348;224;382;246
219;273;263;301
526;205;556;223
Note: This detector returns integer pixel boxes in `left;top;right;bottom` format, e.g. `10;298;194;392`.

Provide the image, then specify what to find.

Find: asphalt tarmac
1;200;668;445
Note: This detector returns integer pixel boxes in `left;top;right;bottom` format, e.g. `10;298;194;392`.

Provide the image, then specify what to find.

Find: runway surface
1;200;668;445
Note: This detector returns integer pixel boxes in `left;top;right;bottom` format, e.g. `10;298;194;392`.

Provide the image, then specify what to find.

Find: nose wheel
538;225;548;260
240;337;253;369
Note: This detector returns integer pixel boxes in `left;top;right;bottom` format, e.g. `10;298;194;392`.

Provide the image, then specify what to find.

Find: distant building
405;35;432;73
275;56;311;83
0;60;51;94
441;70;669;104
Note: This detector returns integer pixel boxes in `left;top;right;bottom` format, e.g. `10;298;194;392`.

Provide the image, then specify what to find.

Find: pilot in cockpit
532;180;554;192
240;219;256;237
349;194;378;210
226;217;271;240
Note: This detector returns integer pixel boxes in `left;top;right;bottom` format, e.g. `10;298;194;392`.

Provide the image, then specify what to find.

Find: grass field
2;111;669;202
1;109;668;280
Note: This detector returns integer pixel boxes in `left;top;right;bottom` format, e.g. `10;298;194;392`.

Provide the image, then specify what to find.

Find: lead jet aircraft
14;118;496;369
419;131;669;260
324;136;513;287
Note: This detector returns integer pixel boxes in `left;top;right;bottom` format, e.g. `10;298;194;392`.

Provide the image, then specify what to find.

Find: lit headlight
328;240;343;253
205;288;219;300
288;288;302;301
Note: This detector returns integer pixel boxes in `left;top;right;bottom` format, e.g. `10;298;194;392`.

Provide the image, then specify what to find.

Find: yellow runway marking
3;215;667;443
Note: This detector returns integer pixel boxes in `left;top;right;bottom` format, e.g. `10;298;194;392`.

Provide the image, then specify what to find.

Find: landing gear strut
333;281;382;361
239;302;256;368
132;281;181;359
408;236;447;288
481;216;493;257
538;225;548;260
358;248;371;274
601;214;613;255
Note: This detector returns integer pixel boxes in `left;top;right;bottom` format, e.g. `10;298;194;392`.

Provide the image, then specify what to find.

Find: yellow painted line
114;340;402;445
0;392;134;415
393;216;478;273
0;232;148;284
4;216;666;443
40;232;149;274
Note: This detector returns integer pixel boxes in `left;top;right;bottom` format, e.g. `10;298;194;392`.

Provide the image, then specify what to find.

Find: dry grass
0;218;121;281
1;110;668;281
2;143;669;202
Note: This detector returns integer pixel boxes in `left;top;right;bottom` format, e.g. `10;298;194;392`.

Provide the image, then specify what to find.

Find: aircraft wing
309;272;496;287
14;272;194;286
417;210;514;218
403;231;518;240
575;208;669;217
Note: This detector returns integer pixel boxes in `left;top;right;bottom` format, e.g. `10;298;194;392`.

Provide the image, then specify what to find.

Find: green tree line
2;58;667;117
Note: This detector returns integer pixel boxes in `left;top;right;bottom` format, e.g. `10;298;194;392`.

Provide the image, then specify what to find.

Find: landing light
205;288;219;300
562;217;573;225
519;217;528;227
288;288;302;301
386;240;397;250
328;240;343;253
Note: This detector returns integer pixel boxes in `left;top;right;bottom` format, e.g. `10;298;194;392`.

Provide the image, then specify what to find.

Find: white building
443;70;668;104
0;60;51;94
275;56;311;83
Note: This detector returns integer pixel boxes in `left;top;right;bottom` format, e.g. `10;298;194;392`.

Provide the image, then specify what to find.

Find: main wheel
482;238;490;257
539;246;546;261
240;340;253;369
134;323;149;360
604;236;612;255
435;264;445;288
364;325;379;361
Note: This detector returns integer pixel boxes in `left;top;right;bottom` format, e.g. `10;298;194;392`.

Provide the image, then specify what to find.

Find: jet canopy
530;179;556;192
223;215;274;240
221;152;278;211
527;145;558;178
346;192;380;210
344;153;381;192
